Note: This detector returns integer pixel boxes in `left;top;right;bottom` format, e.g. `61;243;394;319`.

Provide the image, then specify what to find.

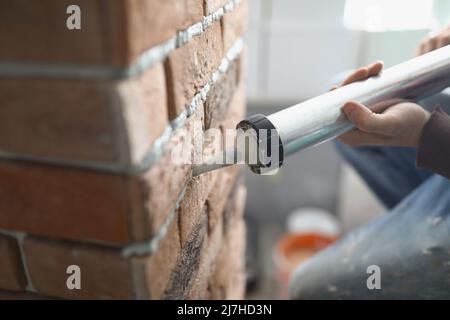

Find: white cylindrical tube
268;45;450;157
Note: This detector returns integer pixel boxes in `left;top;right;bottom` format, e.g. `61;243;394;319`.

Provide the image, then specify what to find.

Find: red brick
206;165;240;234
163;212;208;299
222;0;249;52
222;82;247;132
223;180;247;234
204;57;240;130
204;0;228;15
188;209;223;299
0;0;204;66
128;160;190;243
225;221;246;299
120;0;204;64
0;290;50;300
209;219;246;299
165;22;224;120
178;171;218;246
0;0;106;65
115;63;169;164
0;63;168;166
0;160;130;245
24;237;134;299
0;72;190;246
0;67;246;249
0;234;27;292
0;78;116;164
127;105;205;241
205;80;246;233
131;214;181;299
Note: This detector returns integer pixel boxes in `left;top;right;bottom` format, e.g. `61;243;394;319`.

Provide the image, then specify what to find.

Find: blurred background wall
243;0;449;298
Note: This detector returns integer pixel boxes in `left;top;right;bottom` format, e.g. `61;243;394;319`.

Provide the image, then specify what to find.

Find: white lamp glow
344;0;436;32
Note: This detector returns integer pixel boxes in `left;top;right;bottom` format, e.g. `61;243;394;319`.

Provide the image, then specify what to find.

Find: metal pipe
268;45;450;158
194;45;450;176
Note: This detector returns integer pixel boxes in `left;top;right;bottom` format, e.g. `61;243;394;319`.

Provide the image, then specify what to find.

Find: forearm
417;108;450;179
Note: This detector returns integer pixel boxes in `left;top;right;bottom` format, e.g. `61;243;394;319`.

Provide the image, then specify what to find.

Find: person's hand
331;62;431;147
417;25;450;56
330;61;384;91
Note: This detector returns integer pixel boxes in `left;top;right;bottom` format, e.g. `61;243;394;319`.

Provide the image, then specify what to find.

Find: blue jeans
290;91;450;299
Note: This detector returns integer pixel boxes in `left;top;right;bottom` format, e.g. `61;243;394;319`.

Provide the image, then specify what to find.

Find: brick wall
0;0;248;299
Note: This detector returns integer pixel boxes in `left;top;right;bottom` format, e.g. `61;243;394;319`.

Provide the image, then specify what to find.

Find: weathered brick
188;210;223;299
165;22;223;120
115;63;169;164
0;290;50;300
178;171;218;246
221;82;247;134
24;237;134;299
209;219;246;299
131;214;181;299
127;104;204;241
0;78;195;246
205;82;246;233
206;164;240;234
0;63;168;166
120;0;204;64
0;234;27;292
128;159;190;243
163;212;208;299
204;0;228;15
204;57;240;130
0;0;249;301
223;178;247;234
0;0;204;66
222;0;249;52
0;160;130;245
225;220;246;299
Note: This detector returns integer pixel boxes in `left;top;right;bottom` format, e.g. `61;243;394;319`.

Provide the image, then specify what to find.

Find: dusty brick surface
131;214;181;299
207;165;240;234
188;210;223;299
206;82;247;233
204;0;229;15
24;237;134;299
0;234;27;292
223;177;247;234
178;172;218;246
204;57;241;130
115;63;169;165
209;219;246;299
222;0;249;52
163;213;208;299
127;104;204;241
165;22;224;120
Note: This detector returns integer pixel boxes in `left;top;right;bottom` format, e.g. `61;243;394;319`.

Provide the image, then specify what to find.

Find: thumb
342;101;388;133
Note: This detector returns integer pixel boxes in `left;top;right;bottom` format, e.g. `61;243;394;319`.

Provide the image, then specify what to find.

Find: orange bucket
274;232;337;298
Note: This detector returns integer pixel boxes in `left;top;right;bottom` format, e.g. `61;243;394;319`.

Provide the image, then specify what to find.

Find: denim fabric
289;90;450;299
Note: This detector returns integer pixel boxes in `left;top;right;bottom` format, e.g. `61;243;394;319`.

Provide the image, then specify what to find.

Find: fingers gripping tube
236;114;284;175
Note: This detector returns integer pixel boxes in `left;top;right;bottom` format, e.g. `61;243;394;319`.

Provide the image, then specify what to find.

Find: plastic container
273;208;340;298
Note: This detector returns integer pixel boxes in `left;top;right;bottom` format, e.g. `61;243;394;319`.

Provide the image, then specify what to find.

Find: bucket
273;208;340;298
